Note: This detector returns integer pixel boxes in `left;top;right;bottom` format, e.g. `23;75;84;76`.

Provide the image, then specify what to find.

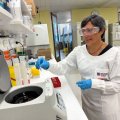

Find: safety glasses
79;27;100;36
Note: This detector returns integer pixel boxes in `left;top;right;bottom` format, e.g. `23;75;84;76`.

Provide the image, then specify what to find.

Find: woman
36;15;120;120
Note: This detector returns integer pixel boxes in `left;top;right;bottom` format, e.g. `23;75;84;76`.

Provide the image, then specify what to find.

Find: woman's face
82;22;104;46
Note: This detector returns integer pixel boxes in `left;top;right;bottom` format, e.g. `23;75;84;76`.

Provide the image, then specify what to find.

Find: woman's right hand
35;57;49;70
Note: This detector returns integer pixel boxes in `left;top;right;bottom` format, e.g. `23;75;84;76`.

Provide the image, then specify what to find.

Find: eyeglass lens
80;27;99;36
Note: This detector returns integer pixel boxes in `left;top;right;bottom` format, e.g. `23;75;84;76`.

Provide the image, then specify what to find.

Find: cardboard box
37;48;51;60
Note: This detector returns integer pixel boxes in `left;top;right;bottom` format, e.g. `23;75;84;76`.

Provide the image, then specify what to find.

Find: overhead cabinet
26;24;50;46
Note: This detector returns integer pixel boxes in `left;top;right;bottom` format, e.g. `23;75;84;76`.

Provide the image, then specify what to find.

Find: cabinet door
26;24;49;46
51;13;60;61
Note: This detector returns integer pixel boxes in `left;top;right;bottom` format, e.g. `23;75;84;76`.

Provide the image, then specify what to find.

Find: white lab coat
48;45;120;120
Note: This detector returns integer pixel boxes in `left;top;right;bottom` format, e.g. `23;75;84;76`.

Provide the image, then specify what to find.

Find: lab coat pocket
94;68;109;81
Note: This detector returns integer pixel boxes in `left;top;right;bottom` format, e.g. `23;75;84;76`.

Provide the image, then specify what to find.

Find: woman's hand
76;79;92;90
36;57;49;70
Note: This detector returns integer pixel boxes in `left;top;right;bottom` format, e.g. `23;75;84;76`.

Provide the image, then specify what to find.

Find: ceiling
34;0;120;23
34;0;120;12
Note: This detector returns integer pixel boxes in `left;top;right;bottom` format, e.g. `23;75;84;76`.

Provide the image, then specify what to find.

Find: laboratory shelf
0;1;33;35
21;0;32;18
1;21;33;34
0;7;13;25
11;21;33;34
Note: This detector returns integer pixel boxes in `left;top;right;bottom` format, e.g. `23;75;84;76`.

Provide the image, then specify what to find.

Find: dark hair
81;15;106;41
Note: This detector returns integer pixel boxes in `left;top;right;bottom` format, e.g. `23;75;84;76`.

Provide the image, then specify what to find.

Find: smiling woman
35;14;120;120
80;15;107;55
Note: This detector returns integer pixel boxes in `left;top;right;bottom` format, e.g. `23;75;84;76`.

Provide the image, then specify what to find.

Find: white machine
0;50;67;120
26;24;50;46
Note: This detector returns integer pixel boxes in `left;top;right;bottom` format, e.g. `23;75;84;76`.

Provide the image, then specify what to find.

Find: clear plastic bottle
13;58;23;85
20;60;29;85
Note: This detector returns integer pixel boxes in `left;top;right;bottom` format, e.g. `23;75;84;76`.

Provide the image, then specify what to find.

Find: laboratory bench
30;69;88;120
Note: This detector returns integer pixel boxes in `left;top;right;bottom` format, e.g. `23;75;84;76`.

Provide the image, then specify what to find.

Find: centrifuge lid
0;50;11;92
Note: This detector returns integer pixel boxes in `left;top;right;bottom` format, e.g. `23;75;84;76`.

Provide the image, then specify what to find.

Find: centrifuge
0;50;67;120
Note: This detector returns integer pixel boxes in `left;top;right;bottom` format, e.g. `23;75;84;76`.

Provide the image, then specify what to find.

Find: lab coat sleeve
92;51;120;95
48;47;78;75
